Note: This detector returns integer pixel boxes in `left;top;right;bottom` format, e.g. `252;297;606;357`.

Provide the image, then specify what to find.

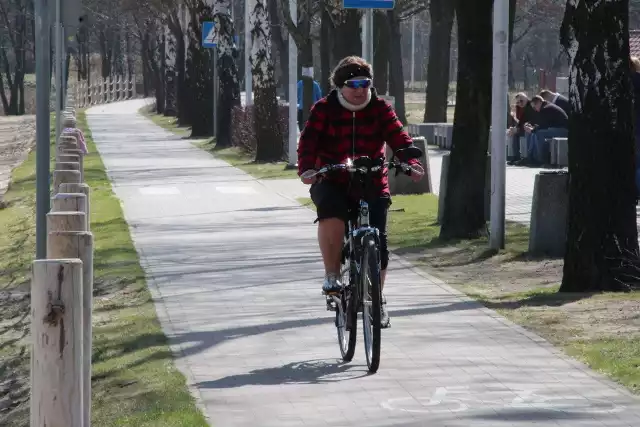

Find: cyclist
297;55;423;328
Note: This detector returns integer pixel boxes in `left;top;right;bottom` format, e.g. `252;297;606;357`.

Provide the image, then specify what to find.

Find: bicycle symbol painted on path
381;386;626;415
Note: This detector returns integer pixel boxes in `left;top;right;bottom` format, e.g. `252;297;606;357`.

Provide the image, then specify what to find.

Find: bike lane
88;99;640;427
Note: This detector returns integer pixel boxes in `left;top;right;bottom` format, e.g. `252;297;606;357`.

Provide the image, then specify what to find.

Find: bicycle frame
341;159;382;325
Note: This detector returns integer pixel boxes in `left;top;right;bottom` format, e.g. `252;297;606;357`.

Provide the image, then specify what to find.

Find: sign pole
288;0;297;166
490;0;509;250
34;0;51;259
213;50;218;137
202;21;218;136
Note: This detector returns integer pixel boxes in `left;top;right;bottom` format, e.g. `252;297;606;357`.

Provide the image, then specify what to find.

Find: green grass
139;105;297;180
405;104;456;125
198;139;298;180
567;338;640;393
0;111;208;426
139;105;191;138
298;192;640;394
298;193;528;255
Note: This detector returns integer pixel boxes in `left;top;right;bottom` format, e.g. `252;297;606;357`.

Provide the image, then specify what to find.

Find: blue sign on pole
343;0;394;9
202;21;216;48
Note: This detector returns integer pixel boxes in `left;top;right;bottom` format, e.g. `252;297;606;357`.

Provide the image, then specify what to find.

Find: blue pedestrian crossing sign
343;0;394;9
202;22;216;48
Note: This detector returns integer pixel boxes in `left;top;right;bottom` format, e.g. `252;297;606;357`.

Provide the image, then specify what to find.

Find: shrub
231;103;290;160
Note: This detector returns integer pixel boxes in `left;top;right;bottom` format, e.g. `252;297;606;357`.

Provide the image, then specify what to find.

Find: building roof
631;30;640;57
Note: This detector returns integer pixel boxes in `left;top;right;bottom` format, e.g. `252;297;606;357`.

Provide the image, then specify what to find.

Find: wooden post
52;170;81;194
63;148;84;178
59;183;90;230
51;193;87;216
55;161;80;172
58;137;78;160
47;232;94;427
47;212;86;232
30;259;83;427
60;134;77;144
58;154;80;164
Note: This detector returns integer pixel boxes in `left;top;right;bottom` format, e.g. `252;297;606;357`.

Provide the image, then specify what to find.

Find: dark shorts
310;180;391;270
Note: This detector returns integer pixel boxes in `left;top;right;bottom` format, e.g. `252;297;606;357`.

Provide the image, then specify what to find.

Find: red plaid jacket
297;89;420;197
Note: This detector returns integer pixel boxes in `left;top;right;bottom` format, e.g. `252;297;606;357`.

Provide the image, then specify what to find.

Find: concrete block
444;124;453;149
435;125;443;148
528;171;569;257
387;137;432;195
416;123;438;145
549;138;558;165
555;137;568;166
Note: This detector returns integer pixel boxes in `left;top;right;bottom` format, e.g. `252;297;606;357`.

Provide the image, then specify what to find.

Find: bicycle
301;146;424;373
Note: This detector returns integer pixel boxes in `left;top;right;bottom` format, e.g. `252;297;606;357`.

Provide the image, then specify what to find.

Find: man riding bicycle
297;56;423;328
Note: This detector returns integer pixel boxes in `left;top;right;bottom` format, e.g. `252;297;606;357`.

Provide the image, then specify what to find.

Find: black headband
332;64;373;87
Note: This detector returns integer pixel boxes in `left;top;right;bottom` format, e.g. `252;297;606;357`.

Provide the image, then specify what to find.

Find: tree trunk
185;3;213;137
174;25;188;126
267;0;288;99
250;0;284;162
373;11;389;95
333;11;362;60
215;0;241;148
300;43;314;126
559;0;639;292
156;31;166;114
439;0;493;240
387;10;406;124
164;27;177;117
320;7;331;95
424;0;455;123
508;0;517;90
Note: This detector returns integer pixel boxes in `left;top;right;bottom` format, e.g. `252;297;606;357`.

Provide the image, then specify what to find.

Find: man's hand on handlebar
408;163;425;183
300;169;318;185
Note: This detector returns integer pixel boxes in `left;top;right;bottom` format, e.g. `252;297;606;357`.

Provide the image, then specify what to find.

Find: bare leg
381;269;387;290
318;218;345;275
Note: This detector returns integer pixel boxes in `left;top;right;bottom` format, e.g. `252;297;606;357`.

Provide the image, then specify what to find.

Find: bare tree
439;0;493;239
0;0;29;115
250;0;284;161
560;0;640;292
214;0;241;147
423;0;454;123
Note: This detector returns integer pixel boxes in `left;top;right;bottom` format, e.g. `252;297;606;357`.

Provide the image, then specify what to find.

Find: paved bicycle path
88;99;640;427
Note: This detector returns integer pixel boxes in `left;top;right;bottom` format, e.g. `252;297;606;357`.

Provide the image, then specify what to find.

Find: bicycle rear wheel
361;236;381;373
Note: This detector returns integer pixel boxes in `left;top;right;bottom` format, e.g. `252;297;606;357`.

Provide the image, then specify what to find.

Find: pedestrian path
87;99;640;426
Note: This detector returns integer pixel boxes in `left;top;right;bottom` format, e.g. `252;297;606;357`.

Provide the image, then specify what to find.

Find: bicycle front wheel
361;236;381;373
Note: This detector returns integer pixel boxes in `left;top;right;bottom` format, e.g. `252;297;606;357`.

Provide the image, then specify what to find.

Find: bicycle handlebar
301;159;424;180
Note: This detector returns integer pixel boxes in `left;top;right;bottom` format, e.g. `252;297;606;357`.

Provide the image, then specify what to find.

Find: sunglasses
344;79;372;89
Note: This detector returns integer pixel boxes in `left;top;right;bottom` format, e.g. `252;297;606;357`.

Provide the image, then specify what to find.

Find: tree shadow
195;359;369;389
480;291;595;310
89;300;479;381
393;220;561;267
